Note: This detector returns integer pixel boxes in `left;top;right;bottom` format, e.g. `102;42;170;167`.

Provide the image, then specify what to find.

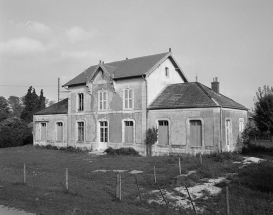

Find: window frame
98;90;108;111
78;93;84;112
77;120;85;142
156;119;170;146
123;87;134;110
40;122;47;141
165;67;169;78
239;118;245;142
122;118;136;143
225;118;233;149
98;119;109;143
55;121;64;142
186;118;205;148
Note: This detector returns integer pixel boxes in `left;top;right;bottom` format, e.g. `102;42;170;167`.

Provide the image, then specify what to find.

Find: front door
98;121;108;150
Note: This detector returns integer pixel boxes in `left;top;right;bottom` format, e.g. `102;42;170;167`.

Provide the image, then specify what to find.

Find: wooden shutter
125;121;133;143
158;121;169;145
41;123;46;141
57;122;63;141
190;120;202;146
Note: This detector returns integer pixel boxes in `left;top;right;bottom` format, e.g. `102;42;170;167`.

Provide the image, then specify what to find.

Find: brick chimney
211;77;220;94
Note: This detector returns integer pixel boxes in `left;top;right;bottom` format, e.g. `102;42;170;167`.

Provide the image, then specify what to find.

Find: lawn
0;145;273;215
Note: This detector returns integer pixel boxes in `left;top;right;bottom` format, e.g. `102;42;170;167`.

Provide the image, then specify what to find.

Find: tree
8;96;24;118
145;127;158;156
253;85;273;141
38;89;46;110
0;117;32;148
0;96;10;122
20;86;40;123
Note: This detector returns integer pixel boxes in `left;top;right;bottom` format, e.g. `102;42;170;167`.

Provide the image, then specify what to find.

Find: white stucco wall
146;58;185;105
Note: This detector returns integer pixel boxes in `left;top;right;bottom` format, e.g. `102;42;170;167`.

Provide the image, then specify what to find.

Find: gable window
189;120;202;147
78;93;84;111
56;122;63;142
98;90;107;110
123;88;133;110
239;118;244;142
165;67;169;78
41;123;47;141
78;121;84;141
158;120;169;145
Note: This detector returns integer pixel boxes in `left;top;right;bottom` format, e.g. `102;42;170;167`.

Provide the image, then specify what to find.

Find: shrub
144;127;158;156
104;147;139;156
207;151;241;162
0;117;32;148
242;142;273;154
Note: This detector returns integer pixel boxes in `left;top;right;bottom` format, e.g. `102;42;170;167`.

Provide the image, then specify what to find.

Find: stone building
33;50;248;155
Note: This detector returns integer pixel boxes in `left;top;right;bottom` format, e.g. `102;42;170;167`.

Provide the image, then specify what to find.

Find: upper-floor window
123;88;133;110
78;121;84;141
98;90;107;110
165;67;169;78
78;93;84;111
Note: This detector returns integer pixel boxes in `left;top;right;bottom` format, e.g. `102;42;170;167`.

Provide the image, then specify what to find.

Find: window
226;119;232;148
165;67;169;78
239;118;244;142
78;93;84;111
100;121;108;142
158;120;169;145
189;120;202;147
78;122;84;141
124;121;134;143
56;122;63;142
123;88;133;109
98;90;107;110
41;123;47;141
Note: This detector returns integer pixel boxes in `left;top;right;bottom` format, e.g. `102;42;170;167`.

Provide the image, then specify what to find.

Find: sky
0;0;273;110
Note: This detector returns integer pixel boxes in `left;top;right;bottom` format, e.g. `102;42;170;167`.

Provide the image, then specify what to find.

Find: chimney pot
126;57;128;60
169;48;171;52
211;77;220;94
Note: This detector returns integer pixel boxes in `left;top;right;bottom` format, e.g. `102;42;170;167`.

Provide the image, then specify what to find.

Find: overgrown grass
0;145;272;214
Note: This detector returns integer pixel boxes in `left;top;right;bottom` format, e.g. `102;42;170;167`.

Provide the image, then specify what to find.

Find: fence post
23;163;26;184
116;173;121;201
200;153;203;165
226;186;230;215
185;184;196;214
135;175;142;204
119;173;122;201
179;158;182;175
154;166;157;184
66;168;68;191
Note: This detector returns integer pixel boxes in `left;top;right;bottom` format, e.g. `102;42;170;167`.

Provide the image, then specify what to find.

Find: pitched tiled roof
34;98;68;115
149;82;248;110
64;52;187;87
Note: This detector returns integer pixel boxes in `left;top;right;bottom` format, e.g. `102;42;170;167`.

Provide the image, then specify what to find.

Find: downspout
142;75;148;155
219;106;223;153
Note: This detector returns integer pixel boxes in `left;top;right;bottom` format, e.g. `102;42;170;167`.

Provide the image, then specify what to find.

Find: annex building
33;50;248;155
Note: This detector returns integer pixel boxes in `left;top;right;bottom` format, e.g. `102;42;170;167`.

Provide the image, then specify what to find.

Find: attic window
165;67;169;78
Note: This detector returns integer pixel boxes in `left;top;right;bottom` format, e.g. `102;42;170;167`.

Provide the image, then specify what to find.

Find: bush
242;142;273;154
144;127;158;156
207;152;241;162
104;147;139;156
0;117;32;148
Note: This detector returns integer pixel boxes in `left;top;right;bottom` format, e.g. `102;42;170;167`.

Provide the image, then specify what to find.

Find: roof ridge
105;52;169;65
195;82;219;106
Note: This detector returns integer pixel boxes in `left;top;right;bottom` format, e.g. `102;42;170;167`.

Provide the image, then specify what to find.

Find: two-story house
33;50;248;155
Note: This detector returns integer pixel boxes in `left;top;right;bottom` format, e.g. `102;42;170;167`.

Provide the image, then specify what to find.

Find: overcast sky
1;0;273;110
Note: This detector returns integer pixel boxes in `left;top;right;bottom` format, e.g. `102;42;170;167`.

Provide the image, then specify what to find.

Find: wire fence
2;162;272;215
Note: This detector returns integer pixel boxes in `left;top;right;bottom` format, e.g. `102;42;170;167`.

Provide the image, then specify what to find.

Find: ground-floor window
78;121;84;141
158;120;169;145
56;122;63;142
189;120;202;147
100;121;108;142
41;123;47;141
124;120;134;143
239;118;244;142
226;119;232;147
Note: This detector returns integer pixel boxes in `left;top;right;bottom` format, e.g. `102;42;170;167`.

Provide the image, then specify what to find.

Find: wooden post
119;173;121;201
23;163;26;184
179;158;182;175
156;182;168;207
200;153;203;165
226;186;230;215
135;175;142;204
66;168;68;191
185;185;196;214
154;166;157;184
116;174;119;200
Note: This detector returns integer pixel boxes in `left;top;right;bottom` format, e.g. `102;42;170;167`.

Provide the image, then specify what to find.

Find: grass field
0;145;273;215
